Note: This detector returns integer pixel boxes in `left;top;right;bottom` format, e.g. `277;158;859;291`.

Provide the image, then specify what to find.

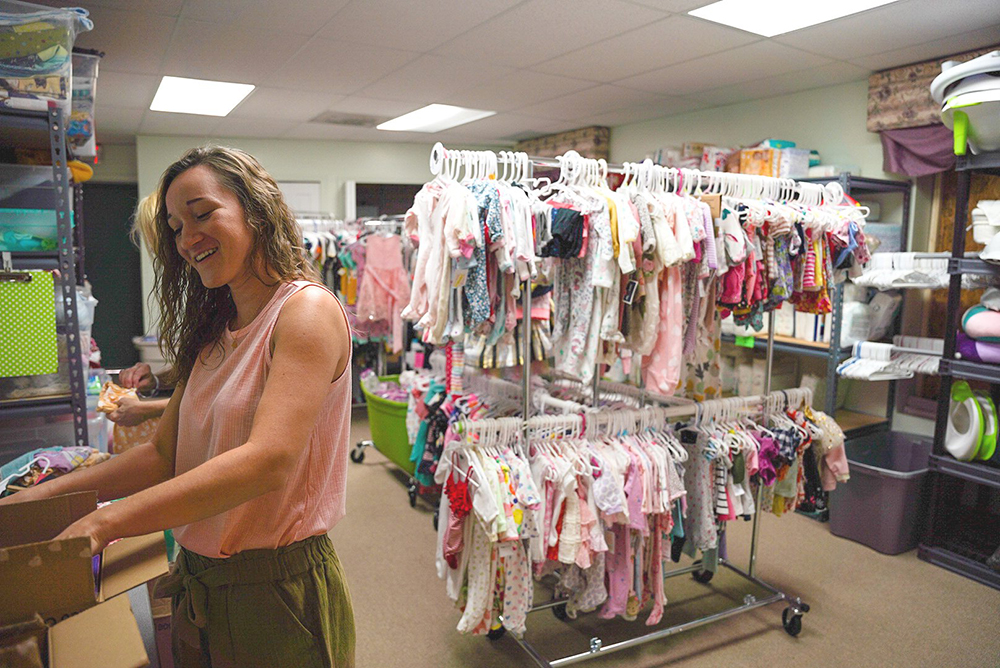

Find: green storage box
360;374;413;474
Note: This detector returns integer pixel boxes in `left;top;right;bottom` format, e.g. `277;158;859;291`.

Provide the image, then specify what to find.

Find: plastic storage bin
0;164;73;251
360;374;414;474
69;51;100;156
0;2;93;115
829;432;932;555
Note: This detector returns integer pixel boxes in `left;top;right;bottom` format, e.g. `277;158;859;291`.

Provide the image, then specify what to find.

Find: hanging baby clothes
357;234;411;353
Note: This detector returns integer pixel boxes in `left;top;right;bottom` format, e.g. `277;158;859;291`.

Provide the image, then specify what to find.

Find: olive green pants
154;535;355;668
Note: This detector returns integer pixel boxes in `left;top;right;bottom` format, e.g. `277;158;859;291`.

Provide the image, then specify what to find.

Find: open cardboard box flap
48;595;149;668
0;491;168;627
0;594;150;668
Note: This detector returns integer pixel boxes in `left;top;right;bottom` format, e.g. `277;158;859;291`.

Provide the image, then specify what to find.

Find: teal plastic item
361;374;414;474
0;208;74;252
759;139;796;149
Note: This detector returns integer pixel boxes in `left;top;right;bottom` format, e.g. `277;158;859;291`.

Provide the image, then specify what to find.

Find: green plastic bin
361;374;414;474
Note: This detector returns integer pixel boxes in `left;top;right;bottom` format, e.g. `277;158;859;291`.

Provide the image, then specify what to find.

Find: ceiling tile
431;113;571;142
433;0;668;68
67;5;176;75
622;0;713;11
442;71;596;112
163;19;309;83
96;106;145;136
213;119;299;139
512;85;669;121
95;70;160;109
326;97;424;118
691;61;870;108
773;0;1000;60
28;0;182;17
139;111;222;137
618;41;832;95
233;0;353;36
582;96;708;126
283;123;425;143
179;0;251;24
849;24;1000;71
532;15;760;83
357;54;516;103
262;38;419;95
317;0;520;51
229;89;344;122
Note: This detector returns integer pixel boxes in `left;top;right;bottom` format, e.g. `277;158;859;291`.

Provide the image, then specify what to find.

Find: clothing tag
699;194;721;219
622;279;639;305
452;256;474;289
735;335;754;348
680;429;699;445
498;541;517;558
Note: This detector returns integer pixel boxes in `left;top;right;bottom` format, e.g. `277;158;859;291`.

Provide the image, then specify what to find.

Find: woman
1;146;355;667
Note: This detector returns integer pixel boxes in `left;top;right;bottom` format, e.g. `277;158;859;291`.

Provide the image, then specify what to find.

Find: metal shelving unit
921;149;1000;590
723;174;911;437
0;105;89;448
800;173;912;425
928;454;1000;490
720;332;852;360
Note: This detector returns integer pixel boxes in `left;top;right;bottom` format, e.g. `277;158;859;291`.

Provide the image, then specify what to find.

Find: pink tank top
173;281;352;558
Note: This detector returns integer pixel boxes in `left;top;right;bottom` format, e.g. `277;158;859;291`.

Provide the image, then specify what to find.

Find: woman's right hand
120;363;155;393
108;394;152;426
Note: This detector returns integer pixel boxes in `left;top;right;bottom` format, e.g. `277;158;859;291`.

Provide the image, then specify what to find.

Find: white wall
611;79;890;180
90;143;138;183
135;135;497;332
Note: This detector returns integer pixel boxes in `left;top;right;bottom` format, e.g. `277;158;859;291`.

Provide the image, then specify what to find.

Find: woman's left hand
54;511;111;555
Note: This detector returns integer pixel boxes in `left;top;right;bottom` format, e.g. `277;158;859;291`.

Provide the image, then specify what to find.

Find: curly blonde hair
129;192;160;257
152;146;317;384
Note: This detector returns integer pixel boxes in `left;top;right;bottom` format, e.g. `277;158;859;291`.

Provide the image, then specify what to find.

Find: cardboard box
0;491;168;628
739;148;780;177
148;577;175;668
0;591;149;668
779;148;811;179
682;141;709;158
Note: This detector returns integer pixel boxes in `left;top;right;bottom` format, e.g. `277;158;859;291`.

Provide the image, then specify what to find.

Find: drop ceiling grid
17;0;1000;144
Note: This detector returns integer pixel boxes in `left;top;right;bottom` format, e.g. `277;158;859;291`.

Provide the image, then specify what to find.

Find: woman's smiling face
165;164;255;289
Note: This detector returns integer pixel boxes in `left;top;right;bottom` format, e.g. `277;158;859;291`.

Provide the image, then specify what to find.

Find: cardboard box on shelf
739;148;780;177
0;491;168;631
779;148;811;178
700;146;736;173
682;141;709;158
775;302;796;337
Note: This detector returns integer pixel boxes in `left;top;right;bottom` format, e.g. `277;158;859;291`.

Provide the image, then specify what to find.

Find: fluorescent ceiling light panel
688;0;901;37
150;76;255;116
377;104;495;133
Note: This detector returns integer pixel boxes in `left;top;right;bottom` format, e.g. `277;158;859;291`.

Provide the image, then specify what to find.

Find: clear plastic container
69;51;100;157
0;164;73;251
0;1;93;116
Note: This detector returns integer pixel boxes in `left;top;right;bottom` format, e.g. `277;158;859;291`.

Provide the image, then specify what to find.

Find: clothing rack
425;144;819;665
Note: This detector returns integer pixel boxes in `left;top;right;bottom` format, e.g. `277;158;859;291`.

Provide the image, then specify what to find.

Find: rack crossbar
511;572;788;668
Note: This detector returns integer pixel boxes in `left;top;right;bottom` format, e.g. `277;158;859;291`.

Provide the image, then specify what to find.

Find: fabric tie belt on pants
153;535;328;650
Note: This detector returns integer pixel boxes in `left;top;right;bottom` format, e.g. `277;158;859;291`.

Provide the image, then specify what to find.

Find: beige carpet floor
331;411;1000;667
